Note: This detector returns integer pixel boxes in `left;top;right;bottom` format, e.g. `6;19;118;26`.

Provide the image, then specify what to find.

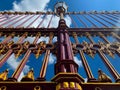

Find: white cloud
48;53;56;64
37;37;49;44
12;0;72;28
52;36;57;43
74;56;82;67
13;0;50;12
18;72;24;81
84;78;88;83
6;53;30;81
23;36;35;43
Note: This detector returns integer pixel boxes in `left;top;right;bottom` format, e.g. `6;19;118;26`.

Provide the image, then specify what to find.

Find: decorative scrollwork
34;86;41;90
95;87;102;90
82;41;96;58
0;86;7;90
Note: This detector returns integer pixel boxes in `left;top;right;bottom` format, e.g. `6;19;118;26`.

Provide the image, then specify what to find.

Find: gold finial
56;83;61;90
34;86;41;90
0;86;7;90
21;68;34;81
98;69;112;82
76;83;82;90
70;82;75;88
0;69;9;81
63;82;69;88
15;48;23;59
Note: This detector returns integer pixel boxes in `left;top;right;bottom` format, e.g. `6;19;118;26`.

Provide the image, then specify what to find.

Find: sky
0;0;120;82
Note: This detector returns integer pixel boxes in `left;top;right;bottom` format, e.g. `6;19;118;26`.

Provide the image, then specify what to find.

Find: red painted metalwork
12;49;32;79
0;15;20;27
16;32;28;43
0;32;27;67
1;33;15;44
0;15;6;19
11;33;41;80
33;33;41;44
82;15;98;27
69;15;78;28
98;50;120;80
0;49;13;67
0;10;120;89
76;15;88;28
107;14;120;20
0;15;14;22
101;14;120;25
73;32;95;80
55;19;77;74
98;32;110;44
47;15;53;28
16;15;35;28
37;14;46;28
94;14;117;27
88;14;108;27
26;15;41;28
86;32;120;81
6;15;27;28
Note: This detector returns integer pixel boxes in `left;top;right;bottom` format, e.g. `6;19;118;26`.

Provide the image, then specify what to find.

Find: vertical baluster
69;15;78;28
26;15;41;28
98;32;110;44
98;50;120;81
39;32;54;79
0;32;2;37
11;33;41;81
85;32;95;44
82;15;98;28
0;32;28;67
0;15;20;27
113;14;120;18
1;32;15;44
94;14;117;27
0;15;15;24
6;15;27;28
47;15;53;28
76;15;88;28
72;32;95;81
72;32;79;44
87;32;120;82
101;14;120;25
16;15;35;28
88;14;108;27
37;14;46;28
111;32;120;41
107;14;120;20
0;15;6;19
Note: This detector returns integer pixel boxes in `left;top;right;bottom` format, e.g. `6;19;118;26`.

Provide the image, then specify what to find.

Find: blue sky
1;0;120;11
0;0;120;82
